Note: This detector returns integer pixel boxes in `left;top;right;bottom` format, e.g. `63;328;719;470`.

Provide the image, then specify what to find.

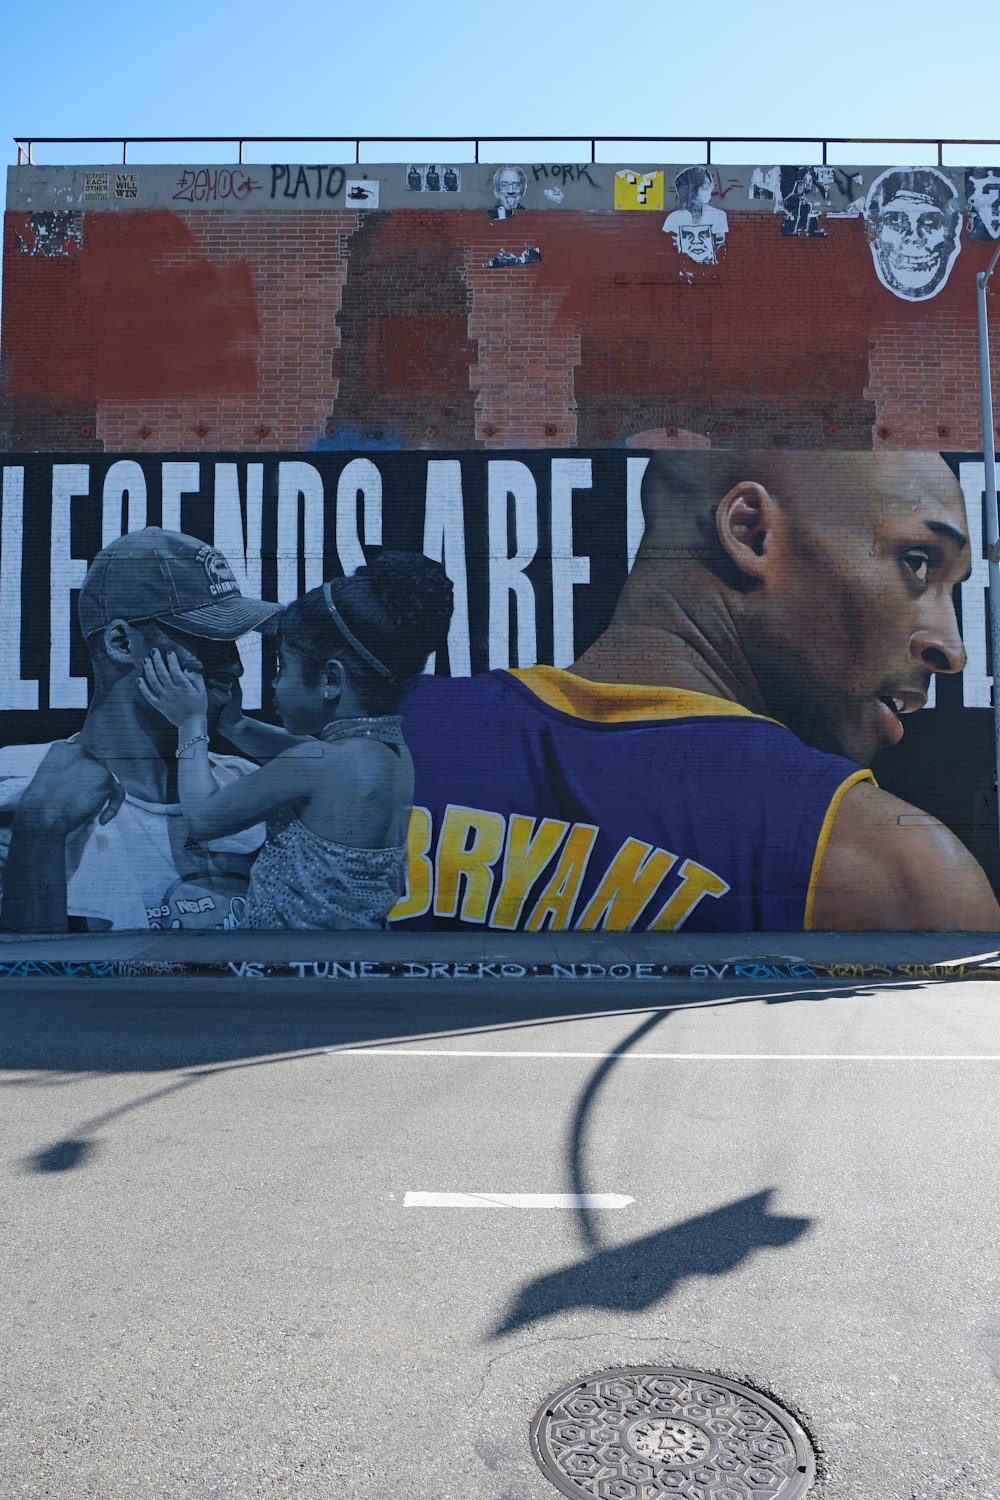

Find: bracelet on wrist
176;733;209;759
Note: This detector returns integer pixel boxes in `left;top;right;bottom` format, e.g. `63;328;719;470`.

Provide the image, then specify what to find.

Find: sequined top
240;716;408;931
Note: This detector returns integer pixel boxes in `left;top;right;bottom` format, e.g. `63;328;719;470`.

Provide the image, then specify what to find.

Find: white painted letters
488;460;537;669
422;460;470;676
49;465;90;709
0;467;38;710
550;458;592;668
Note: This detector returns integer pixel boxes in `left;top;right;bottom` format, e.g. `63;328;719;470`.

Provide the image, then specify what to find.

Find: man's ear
103;618;141;666
322;658;347;702
715;482;775;582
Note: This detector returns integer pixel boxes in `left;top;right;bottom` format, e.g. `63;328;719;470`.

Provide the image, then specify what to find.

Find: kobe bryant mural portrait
396;452;999;935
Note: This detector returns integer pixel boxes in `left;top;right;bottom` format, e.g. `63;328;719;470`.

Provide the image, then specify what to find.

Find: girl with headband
139;551;453;930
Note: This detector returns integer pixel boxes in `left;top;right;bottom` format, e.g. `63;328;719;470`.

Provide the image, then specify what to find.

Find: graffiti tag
532;164;599;189
711;170;746;201
0;958;119;978
172;168;262;204
227;960;265;979
270;165;346;201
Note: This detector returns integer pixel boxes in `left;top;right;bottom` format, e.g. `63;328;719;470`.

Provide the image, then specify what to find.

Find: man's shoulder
0;740;59;775
0;741;61;809
813;779;1000;929
0;741;255;790
0;742;259;824
404;671;509;710
209;751;260;783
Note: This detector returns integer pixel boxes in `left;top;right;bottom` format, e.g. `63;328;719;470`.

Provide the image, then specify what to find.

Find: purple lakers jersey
394;666;872;932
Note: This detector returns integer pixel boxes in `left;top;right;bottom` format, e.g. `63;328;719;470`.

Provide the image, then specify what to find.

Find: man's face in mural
969;173;1000;237
138;622;244;727
679;224;715;263
740;454;969;765
495;169;526;212
871;193;960;298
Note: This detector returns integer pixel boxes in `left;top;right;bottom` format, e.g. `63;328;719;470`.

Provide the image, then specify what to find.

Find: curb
2;957;999;983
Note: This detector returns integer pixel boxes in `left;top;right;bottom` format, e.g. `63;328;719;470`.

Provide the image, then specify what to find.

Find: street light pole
977;239;1000;851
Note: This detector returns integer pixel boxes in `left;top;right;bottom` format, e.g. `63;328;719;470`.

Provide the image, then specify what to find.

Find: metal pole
977;239;1000;852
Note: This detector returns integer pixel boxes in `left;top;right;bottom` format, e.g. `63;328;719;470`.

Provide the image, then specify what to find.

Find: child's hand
138;649;209;726
217;676;244;737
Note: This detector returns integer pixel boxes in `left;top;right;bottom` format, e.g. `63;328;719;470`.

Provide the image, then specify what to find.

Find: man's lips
875;685;928;746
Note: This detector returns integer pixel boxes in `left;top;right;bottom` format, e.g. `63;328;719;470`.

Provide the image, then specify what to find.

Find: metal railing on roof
12;133;1000;168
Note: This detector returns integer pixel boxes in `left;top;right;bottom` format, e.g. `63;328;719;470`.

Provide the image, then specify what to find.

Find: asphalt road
1;975;999;1499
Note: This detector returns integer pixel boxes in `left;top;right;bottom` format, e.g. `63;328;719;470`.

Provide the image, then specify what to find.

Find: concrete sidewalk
0;927;998;982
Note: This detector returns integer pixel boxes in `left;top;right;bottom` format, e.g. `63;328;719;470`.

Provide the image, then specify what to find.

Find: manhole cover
530;1366;815;1499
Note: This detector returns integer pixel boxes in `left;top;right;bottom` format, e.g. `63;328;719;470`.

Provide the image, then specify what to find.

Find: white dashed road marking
402;1192;635;1209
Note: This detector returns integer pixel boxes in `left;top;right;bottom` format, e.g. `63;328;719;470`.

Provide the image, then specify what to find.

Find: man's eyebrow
923;519;969;550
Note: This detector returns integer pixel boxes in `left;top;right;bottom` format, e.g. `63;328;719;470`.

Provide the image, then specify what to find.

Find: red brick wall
4;204;1000;453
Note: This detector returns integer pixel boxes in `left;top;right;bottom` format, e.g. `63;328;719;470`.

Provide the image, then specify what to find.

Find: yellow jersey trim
803;769;877;931
506;665;776;726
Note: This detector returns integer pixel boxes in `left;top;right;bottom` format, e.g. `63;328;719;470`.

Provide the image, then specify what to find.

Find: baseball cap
78;527;281;641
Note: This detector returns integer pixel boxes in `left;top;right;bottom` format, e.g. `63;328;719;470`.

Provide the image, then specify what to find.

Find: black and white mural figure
139;552;453;932
780;168;829;237
864;167;962;302
487;166;527;220
0;527;281;933
662;166;728;264
750;166;783;208
0;530;452;934
487;246;542;268
405;165;462;193
754;165;865;221
966;168;1000;241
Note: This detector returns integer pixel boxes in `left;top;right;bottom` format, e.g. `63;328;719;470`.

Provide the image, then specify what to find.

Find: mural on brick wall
662;167;728;263
3;161;1000;934
864;167;963;302
967;169;1000;241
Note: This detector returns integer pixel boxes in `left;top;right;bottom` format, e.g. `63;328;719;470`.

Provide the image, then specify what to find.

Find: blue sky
3;0;999;166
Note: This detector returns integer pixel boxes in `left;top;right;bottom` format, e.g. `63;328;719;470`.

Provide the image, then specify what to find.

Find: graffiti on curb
286;960;673;979
689;961;818;981
0;958;122;978
0;957;189;978
0;956;997;982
